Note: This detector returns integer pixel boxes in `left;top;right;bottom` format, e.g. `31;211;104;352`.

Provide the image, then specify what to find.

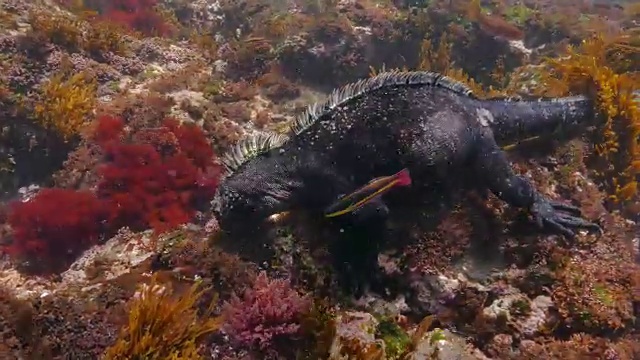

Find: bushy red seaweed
107;2;173;37
3;115;221;273
3;188;108;272
91;114;125;146
222;271;312;352
96;115;221;234
70;0;174;37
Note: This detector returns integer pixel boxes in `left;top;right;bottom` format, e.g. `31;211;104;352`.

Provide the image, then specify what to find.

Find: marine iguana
211;70;602;238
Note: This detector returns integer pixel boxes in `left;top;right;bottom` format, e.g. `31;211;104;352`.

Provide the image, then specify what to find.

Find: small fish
324;168;412;218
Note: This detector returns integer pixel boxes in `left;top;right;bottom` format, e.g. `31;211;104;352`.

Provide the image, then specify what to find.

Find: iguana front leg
306;165;390;296
472;128;602;238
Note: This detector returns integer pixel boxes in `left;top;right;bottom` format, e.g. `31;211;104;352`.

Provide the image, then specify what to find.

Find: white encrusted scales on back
289;70;477;135
221;71;478;174
222;131;289;173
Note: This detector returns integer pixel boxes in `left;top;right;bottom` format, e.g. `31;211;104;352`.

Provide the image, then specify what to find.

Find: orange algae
533;33;640;203
416;31;509;99
103;275;221;360
33;71;97;141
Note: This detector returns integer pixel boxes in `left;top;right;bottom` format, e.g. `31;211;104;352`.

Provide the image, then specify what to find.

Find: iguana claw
531;197;602;238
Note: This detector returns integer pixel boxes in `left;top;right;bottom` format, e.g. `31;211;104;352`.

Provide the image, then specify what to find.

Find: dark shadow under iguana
210;70;603;294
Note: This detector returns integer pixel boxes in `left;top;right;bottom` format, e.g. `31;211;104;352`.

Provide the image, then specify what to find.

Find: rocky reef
0;0;639;359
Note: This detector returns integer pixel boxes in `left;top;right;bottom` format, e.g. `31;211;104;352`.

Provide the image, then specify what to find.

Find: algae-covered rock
409;328;486;360
329;311;386;360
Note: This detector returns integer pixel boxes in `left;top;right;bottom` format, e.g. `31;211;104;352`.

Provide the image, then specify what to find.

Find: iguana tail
482;95;596;147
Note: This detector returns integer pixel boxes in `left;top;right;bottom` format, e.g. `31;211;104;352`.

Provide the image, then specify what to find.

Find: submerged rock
329;311;386;360
408;328;487;360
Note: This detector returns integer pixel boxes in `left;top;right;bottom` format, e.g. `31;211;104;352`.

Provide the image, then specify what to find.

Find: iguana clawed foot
530;197;602;238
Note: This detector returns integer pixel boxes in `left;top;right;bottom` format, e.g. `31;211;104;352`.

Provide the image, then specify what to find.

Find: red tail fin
394;168;411;186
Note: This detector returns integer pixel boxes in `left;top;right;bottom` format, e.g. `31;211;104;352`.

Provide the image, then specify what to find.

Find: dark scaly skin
213;77;602;240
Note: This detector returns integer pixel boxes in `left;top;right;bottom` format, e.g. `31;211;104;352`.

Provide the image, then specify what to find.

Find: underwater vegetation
1;114;222;274
54;0;175;37
26;9;129;57
32;71;97;141
533;34;640;204
221;271;312;354
95;115;222;234
4;188;108;272
104;275;221;359
0;0;639;358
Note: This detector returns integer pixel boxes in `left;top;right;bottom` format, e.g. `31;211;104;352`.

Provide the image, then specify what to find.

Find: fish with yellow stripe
324;168;411;218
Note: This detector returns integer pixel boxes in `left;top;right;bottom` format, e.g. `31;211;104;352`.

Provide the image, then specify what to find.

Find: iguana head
212;158;300;234
211;132;299;235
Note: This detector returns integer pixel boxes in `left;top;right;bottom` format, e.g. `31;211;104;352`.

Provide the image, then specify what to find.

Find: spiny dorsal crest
221;71;478;173
289;70;478;135
222;131;289;173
